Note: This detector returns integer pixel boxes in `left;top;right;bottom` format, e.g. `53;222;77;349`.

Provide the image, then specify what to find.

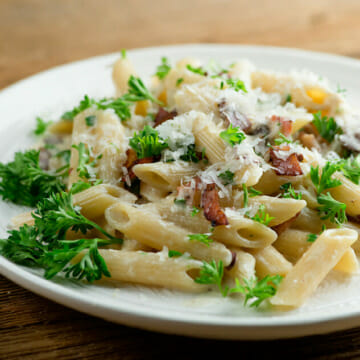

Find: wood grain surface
2;0;360;358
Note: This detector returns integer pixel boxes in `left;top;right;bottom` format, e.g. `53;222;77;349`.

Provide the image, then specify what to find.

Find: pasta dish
1;51;360;310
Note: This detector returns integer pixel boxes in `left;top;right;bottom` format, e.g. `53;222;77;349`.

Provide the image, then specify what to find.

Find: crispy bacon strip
271;115;293;137
123;148;154;181
201;183;229;226
270;146;303;176
272;212;300;235
218;100;251;133
154;108;177;127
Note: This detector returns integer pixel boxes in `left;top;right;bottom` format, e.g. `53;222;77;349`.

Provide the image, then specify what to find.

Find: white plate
1;44;360;340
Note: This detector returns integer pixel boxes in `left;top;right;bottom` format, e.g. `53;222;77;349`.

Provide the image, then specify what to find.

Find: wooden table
2;0;360;358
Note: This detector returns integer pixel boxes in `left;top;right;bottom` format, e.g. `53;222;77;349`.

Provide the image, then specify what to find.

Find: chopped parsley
34;117;52;136
218;170;235;185
62;95;95;121
310;162;342;194
129;125;168;159
317;192;347;225
191;206;200;217
176;78;184;86
243;184;249;208
188;233;213;247
85;115;96;126
155;57;171;79
186;64;206;76
274;132;292;146
72;143;102;180
307;233;318;243
280;183;302;200
285;94;292;103
312;111;342;143
121;49;127;59
0;150;65;207
220;124;246;147
248;187;262;197
168;250;183;258
174;198;186;206
252;204;274;226
180;144;200;163
226;78;247;93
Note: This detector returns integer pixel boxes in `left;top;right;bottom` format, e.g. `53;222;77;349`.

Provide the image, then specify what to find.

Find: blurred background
1;0;360;89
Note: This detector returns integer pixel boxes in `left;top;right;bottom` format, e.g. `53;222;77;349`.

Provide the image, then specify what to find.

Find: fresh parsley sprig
310;162;342;194
229;275;283;307
317;192;347;225
220;124;246;147
72;143;102;181
129;125;168;159
312;111;342;143
226;78;247;93
0;150;66;207
195;260;228;296
337;155;360;185
125;75;162;105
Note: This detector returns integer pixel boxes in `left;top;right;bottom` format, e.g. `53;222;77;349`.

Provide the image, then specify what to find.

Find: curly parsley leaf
220;124;246;147
129;125;168;159
251;204;274;226
195;260;228;296
219;170;235;186
155;57;171;80
312;111;342;143
179;144;201;163
125;75;162;105
229;275;283;307
310;162;342;194
72;143;102;181
337;155;360;185
0;150;65;207
176;78;184;86
280;182;302;200
317;192;347;225
62;95;95;121
34;117;52;136
188;233;213;247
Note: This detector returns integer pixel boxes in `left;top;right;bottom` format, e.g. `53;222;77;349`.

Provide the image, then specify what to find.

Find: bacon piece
269;146;303;176
218;100;251;133
123;149;154;182
271;115;293;137
272;212;300;235
154;108;177;127
201;183;229;226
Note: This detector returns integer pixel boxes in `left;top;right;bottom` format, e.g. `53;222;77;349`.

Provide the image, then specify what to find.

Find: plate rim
2;43;360;339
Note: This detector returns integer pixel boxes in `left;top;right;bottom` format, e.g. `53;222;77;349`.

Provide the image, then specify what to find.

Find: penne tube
105;202;232;265
112;55;137;96
97;249;207;292
132;161;201;192
270;229;357;308
250;246;292;279
333;248;359;274
329;173;360;216
74;184;137;219
140;182;169;202
213;209;277;248
225;248;256;283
